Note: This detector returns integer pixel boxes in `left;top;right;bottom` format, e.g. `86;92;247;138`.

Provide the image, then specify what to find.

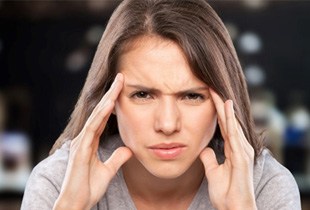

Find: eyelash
131;91;152;99
130;91;205;102
182;93;205;101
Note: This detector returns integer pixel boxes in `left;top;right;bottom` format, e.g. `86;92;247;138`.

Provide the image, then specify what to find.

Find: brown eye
181;93;206;105
132;91;150;99
130;91;153;101
183;93;204;100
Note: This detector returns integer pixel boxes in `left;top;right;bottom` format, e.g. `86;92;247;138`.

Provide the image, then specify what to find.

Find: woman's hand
53;73;132;210
199;89;256;210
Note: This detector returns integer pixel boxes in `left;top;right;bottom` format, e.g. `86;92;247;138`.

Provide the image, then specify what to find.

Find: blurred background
0;0;309;209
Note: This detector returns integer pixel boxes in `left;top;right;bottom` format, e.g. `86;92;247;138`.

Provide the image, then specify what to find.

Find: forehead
117;35;207;91
118;35;188;66
117;35;188;73
120;35;167;54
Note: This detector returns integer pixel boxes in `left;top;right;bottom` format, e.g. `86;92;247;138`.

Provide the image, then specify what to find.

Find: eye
183;93;205;100
131;91;152;99
182;93;205;105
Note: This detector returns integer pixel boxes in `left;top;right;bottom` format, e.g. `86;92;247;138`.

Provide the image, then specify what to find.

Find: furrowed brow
125;84;209;95
125;84;160;93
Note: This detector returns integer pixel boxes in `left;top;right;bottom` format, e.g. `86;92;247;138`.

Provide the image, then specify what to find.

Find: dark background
0;1;309;209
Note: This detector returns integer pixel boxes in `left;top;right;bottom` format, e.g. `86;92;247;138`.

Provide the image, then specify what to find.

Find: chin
141;160;193;180
149;169;187;180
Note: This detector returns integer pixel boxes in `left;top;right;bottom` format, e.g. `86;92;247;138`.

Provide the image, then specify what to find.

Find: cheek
186;105;217;143
115;99;150;147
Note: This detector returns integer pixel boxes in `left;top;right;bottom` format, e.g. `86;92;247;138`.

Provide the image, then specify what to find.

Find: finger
80;74;124;147
236;121;255;159
209;88;227;135
73;101;114;154
85;74;123;132
225;100;243;153
104;147;133;177
90;73;124;120
209;89;232;158
99;73;124;106
93;73;124;128
200;147;219;177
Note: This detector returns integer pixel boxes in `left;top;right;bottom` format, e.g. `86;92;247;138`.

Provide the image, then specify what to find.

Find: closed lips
148;143;186;149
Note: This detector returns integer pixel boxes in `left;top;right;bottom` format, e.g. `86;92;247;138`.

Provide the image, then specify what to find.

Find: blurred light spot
65;49;88;73
251;100;269;126
290;108;310;130
225;22;239;41
85;25;104;45
87;0;110;12
244;65;265;86
239;32;262;54
242;0;268;10
0;132;31;191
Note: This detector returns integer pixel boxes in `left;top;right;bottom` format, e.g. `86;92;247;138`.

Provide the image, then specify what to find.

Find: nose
154;97;181;135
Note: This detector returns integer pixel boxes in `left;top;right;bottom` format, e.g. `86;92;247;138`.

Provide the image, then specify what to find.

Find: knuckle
85;123;95;133
98;107;108;118
84;124;100;139
228;131;237;140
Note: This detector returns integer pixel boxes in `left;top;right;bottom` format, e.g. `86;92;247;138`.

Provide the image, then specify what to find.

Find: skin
115;36;218;209
115;36;217;179
53;36;256;210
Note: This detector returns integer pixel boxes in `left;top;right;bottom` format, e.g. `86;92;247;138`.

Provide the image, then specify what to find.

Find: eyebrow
125;84;209;95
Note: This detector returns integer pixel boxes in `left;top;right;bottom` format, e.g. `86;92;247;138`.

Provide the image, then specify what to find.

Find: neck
122;156;205;208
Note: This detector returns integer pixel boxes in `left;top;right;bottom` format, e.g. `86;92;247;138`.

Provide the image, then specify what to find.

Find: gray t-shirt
21;135;301;210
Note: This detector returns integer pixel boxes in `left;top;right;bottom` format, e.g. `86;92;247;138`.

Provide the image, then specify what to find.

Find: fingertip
104;146;133;176
120;146;133;157
225;99;233;106
209;88;222;103
199;147;218;175
224;99;234;114
114;146;133;162
199;147;215;161
209;88;216;97
116;73;124;82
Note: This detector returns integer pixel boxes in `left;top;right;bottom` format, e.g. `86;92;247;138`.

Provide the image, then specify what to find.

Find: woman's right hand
53;73;132;210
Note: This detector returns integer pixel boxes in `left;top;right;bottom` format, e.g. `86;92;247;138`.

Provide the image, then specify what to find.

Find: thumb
199;147;219;177
104;146;133;177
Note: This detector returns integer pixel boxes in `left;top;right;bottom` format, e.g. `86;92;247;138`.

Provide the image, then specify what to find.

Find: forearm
53;196;90;210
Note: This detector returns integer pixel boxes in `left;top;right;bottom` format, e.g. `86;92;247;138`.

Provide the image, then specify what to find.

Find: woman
21;0;301;209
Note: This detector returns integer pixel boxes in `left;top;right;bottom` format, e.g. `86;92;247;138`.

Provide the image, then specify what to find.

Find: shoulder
21;141;70;210
31;141;70;185
254;149;301;210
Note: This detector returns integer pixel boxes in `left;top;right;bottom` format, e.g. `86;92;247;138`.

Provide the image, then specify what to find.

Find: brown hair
50;0;263;160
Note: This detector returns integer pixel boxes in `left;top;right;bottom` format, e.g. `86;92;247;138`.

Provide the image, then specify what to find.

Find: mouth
148;143;187;160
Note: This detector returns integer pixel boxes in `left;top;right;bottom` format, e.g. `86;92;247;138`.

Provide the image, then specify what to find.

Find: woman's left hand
199;89;257;210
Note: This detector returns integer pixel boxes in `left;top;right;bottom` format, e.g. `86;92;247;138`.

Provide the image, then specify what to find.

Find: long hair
50;0;263;160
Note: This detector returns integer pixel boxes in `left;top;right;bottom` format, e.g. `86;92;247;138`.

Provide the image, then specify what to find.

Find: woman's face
115;36;217;179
